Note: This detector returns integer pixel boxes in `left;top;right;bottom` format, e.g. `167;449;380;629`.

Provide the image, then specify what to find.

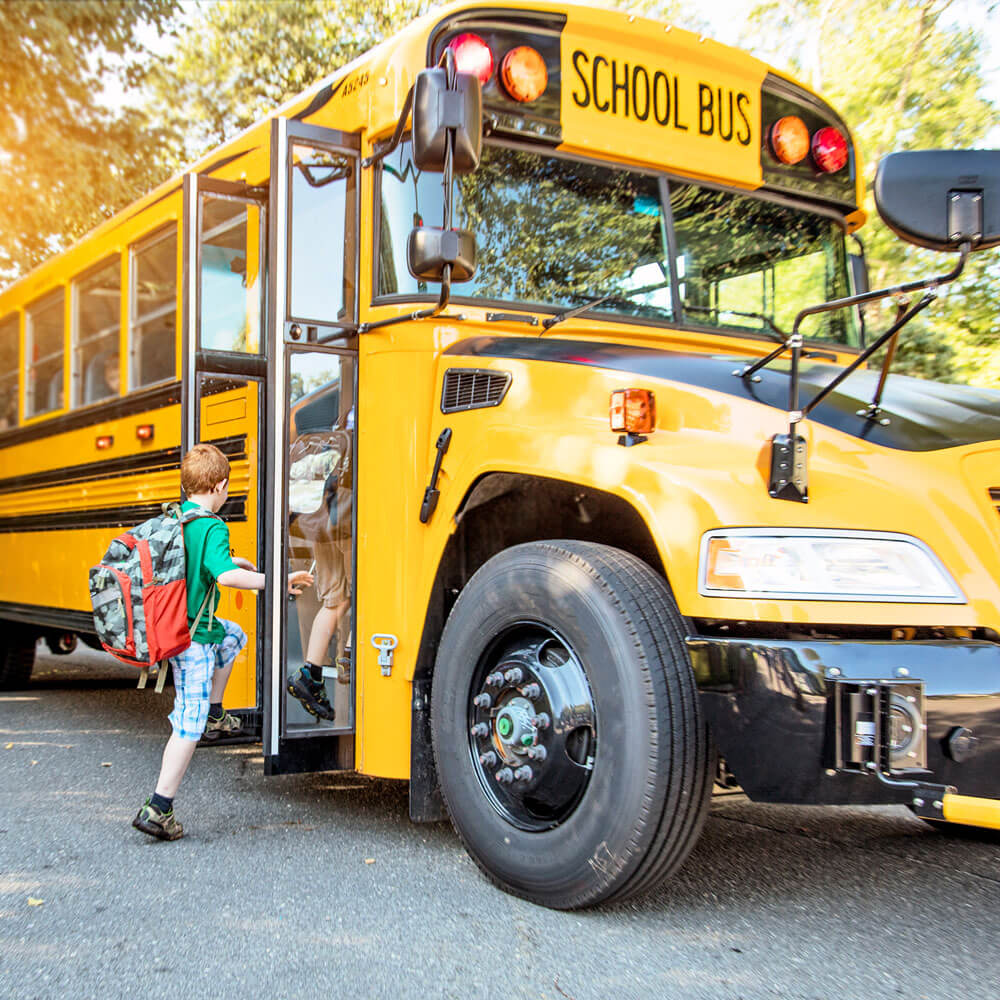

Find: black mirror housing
407;227;477;283
875;149;1000;252
412;67;482;174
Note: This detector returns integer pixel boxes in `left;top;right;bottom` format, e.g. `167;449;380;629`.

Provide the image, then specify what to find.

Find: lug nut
521;683;541;699
495;767;514;784
479;750;497;767
526;745;547;761
485;672;505;687
514;766;533;782
530;712;551;730
473;693;492;709
470;723;490;739
504;667;524;684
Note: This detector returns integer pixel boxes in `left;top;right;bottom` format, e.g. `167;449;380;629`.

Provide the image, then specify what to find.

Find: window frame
71;252;123;409
0;312;21;431
129;224;179;392
24;287;66;421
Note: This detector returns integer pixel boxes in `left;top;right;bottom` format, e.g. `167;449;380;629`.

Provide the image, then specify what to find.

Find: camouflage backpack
88;503;220;691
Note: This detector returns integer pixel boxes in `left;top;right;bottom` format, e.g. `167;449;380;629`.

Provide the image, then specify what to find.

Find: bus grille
441;368;512;413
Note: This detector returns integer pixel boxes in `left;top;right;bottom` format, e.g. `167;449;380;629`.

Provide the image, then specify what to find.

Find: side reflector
96;435;114;450
812;126;848;173
768;116;809;165
448;33;494;85
610;389;655;434
500;46;548;102
136;424;154;441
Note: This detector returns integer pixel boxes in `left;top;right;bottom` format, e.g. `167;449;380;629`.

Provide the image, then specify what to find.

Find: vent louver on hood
441;368;511;413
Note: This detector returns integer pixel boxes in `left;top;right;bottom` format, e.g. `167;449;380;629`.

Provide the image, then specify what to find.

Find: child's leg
209;619;247;703
155;732;199;798
158;641;216;793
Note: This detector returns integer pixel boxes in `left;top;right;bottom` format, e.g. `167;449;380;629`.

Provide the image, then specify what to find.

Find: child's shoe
132;799;183;840
287;667;335;720
201;710;243;742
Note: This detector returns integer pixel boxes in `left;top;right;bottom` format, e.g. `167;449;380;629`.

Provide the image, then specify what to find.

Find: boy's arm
217;567;314;595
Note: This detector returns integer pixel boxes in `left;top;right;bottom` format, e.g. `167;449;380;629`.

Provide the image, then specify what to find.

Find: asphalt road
2;645;999;1000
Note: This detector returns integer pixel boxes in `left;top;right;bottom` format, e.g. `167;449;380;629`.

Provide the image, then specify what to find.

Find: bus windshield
378;142;857;346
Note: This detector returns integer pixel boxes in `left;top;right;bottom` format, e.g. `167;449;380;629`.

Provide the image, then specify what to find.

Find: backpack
88;503;220;691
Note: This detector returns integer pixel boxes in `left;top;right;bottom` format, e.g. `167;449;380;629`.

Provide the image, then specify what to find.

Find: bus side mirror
875;149;1000;252
407;227;477;283
412;67;482;174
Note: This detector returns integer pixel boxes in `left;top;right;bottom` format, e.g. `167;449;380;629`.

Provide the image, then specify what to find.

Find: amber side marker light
610;389;655;446
96;435;113;450
136;424;154;441
500;46;548;102
769;116;809;165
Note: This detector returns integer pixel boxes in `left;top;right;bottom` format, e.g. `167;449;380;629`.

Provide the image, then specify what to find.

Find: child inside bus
132;442;313;840
286;407;353;720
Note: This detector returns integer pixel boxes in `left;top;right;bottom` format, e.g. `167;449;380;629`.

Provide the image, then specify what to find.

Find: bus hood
445;335;1000;452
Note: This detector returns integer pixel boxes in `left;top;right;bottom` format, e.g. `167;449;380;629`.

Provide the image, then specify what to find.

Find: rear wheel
431;540;712;909
0;627;36;690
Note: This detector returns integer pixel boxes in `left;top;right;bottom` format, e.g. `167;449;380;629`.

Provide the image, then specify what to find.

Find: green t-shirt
181;500;239;644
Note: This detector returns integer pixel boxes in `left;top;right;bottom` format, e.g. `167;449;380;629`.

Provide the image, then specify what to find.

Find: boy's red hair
181;443;230;495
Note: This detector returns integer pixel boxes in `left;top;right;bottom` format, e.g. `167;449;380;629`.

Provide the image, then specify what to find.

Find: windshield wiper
684;304;788;343
541;276;669;331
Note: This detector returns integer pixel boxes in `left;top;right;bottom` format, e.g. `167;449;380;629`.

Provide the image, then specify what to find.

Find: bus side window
25;289;64;418
129;227;178;390
73;256;121;407
0;314;19;430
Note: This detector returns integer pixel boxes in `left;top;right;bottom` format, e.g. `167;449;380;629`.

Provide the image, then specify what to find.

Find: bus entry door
182;174;267;718
263;118;359;774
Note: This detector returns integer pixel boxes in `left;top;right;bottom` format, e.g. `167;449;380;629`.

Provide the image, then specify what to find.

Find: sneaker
287;667;335;720
336;649;352;686
132;799;183;841
201;711;243;742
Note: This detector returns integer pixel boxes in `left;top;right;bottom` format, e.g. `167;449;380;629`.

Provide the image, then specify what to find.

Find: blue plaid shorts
168;618;247;740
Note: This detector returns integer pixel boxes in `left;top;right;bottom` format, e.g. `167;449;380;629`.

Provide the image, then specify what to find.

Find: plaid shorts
168;618;247;740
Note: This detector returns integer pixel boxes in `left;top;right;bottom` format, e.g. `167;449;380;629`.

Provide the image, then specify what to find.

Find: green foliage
734;0;1000;385
145;0;437;169
0;0;179;285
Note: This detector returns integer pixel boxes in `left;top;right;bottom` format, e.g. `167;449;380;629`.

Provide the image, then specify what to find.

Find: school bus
2;0;1000;908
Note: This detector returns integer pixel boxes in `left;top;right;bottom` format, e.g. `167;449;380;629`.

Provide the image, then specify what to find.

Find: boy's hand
233;557;257;572
287;569;314;596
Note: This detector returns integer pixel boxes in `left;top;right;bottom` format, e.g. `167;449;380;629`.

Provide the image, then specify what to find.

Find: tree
145;0;437;170
0;1;179;286
735;0;1000;384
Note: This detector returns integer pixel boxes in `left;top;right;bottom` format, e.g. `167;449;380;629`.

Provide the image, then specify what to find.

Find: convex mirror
875;149;1000;252
407;228;477;283
412;67;482;174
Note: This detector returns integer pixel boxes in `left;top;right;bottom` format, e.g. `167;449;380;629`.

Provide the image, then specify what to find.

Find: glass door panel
198;194;264;354
284;349;355;735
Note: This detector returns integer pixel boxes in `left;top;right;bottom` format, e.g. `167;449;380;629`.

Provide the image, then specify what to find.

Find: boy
132;443;313;840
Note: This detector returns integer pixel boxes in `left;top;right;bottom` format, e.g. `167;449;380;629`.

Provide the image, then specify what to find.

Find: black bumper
687;636;1000;805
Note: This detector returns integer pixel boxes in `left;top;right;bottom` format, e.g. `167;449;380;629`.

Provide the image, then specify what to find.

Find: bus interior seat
46;371;63;411
295;387;339;435
84;350;114;403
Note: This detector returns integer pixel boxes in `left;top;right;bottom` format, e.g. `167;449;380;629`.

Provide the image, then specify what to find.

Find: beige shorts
312;538;351;608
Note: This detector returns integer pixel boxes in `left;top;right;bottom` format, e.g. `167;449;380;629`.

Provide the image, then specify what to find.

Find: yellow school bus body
4;2;1000;906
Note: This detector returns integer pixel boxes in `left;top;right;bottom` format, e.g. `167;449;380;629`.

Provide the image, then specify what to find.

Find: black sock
208;702;223;720
304;662;323;683
150;792;173;814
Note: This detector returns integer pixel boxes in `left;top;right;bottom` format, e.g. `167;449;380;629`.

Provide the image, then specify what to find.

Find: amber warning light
610;389;655;434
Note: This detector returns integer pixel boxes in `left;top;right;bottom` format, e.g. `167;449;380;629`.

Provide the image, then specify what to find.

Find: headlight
699;529;965;603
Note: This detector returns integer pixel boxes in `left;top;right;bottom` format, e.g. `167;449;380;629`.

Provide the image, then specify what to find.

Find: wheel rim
466;625;598;832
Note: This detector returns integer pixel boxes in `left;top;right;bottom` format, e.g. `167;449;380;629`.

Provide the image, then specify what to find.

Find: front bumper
687;636;1000;823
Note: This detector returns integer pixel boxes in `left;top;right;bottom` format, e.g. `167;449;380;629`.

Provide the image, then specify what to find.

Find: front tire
431;541;712;909
0;627;36;690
